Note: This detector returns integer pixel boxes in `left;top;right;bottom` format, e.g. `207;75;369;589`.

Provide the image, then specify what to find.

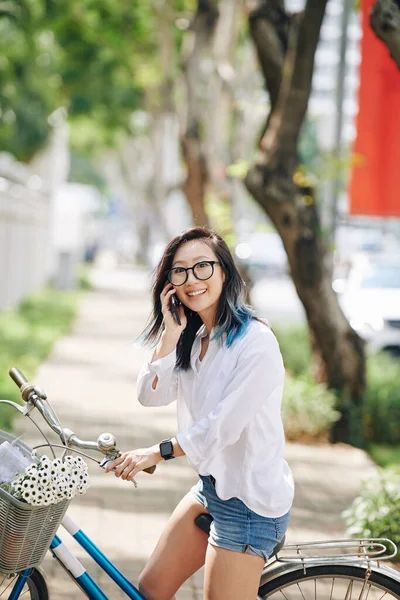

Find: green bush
342;467;400;561
368;444;400;469
364;353;400;445
282;374;340;441
0;288;80;431
274;323;400;445
274;323;311;377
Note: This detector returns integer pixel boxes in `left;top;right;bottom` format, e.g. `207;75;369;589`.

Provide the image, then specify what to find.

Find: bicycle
0;366;399;600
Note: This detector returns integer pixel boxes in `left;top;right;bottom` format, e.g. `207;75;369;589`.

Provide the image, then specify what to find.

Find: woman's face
171;240;225;325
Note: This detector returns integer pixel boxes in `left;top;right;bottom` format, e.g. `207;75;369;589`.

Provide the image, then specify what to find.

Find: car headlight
349;316;385;333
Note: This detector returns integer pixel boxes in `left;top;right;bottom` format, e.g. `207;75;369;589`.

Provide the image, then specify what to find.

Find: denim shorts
191;475;290;563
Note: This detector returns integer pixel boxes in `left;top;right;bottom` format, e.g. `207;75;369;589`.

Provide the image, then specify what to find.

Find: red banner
348;0;400;217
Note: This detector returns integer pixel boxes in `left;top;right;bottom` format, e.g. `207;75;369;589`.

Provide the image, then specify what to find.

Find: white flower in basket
9;454;90;507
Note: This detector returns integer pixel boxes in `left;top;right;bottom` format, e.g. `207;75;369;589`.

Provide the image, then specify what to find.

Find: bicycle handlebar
8;367;156;474
9;367;28;389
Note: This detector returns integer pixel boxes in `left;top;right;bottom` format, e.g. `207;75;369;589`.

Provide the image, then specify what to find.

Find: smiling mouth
187;289;207;297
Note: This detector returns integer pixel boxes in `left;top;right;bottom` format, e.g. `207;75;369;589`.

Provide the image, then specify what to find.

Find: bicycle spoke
261;570;400;600
344;579;354;600
0;574;18;597
0;574;33;598
358;579;375;600
330;577;335;600
296;582;307;600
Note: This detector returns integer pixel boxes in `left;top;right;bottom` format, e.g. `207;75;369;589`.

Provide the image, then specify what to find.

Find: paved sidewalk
15;265;378;599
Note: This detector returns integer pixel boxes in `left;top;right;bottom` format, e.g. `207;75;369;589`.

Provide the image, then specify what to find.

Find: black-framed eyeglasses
165;261;220;286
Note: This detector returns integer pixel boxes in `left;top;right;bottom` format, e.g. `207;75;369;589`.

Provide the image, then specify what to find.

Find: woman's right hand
150;283;187;369
160;282;187;341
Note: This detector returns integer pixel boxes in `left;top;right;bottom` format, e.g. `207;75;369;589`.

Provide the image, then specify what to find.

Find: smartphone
170;294;181;326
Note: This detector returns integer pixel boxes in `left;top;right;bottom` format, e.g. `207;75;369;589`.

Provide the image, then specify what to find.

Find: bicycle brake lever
99;457;138;488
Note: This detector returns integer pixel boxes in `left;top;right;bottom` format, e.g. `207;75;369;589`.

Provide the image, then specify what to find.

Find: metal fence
0;174;51;311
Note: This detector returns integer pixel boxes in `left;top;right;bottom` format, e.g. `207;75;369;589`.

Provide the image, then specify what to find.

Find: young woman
106;227;294;600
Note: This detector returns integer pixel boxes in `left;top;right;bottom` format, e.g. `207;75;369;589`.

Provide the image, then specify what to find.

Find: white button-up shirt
137;320;294;518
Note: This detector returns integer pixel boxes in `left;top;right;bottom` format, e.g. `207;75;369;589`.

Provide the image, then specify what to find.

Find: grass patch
78;264;93;291
0;287;82;432
368;444;400;469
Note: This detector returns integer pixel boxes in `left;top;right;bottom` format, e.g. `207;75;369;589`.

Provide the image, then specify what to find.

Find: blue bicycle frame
9;514;146;600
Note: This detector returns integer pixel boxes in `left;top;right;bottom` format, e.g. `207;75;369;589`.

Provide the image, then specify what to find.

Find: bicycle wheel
258;564;400;599
0;568;48;599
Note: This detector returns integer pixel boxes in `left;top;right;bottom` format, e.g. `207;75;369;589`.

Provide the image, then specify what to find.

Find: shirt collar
197;324;216;339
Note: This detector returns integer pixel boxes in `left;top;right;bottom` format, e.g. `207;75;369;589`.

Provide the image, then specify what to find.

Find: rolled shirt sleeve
136;349;178;407
177;329;284;469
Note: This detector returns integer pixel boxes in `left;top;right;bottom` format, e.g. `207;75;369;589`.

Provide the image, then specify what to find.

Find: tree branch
258;0;328;163
180;0;219;227
370;0;400;68
183;0;219;137
248;0;290;109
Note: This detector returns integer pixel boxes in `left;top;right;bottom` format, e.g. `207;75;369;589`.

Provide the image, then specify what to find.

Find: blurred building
287;0;400;253
287;0;361;150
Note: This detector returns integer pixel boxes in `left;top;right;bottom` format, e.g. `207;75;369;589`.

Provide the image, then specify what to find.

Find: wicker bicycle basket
0;430;70;574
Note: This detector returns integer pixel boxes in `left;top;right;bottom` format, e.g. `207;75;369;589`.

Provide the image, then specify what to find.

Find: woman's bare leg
203;544;264;600
138;491;210;600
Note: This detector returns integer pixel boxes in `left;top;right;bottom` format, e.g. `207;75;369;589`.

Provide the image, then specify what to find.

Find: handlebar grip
9;367;28;389
143;466;156;474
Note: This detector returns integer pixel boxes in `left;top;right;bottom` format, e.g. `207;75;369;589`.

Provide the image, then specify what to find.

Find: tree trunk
181;135;210;227
370;0;400;68
148;8;181;239
180;0;219;227
245;0;366;447
206;0;244;241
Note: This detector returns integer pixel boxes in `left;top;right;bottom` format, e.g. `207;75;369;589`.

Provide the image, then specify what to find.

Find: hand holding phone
170;294;181;326
160;284;186;336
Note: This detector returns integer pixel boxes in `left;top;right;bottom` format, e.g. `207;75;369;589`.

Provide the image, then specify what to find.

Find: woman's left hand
104;446;161;481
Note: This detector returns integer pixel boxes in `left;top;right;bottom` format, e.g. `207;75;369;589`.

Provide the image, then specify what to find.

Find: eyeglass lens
169;262;214;285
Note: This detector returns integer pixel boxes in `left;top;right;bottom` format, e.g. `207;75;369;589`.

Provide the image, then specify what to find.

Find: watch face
160;440;174;459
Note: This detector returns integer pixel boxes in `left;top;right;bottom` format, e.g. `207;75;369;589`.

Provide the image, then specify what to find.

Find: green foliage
69;151;106;189
0;482;13;495
226;159;249;179
368;444;400;469
282;374;340;441
78;265;93;290
206;191;237;249
52;0;156;146
275;324;400;446
274;323;312;377
0;287;80;431
275;323;339;440
364;353;400;445
342;468;400;561
0;0;165;159
0;2;62;160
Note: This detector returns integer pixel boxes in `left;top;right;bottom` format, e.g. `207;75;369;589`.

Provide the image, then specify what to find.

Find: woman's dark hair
139;227;255;370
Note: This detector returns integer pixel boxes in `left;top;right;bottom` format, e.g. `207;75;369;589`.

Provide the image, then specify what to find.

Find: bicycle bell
97;432;117;453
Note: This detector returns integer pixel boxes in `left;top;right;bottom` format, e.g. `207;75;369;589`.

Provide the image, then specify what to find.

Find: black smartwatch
159;438;175;460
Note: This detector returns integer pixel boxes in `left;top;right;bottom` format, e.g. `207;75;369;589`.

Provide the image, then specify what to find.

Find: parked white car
333;254;400;355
